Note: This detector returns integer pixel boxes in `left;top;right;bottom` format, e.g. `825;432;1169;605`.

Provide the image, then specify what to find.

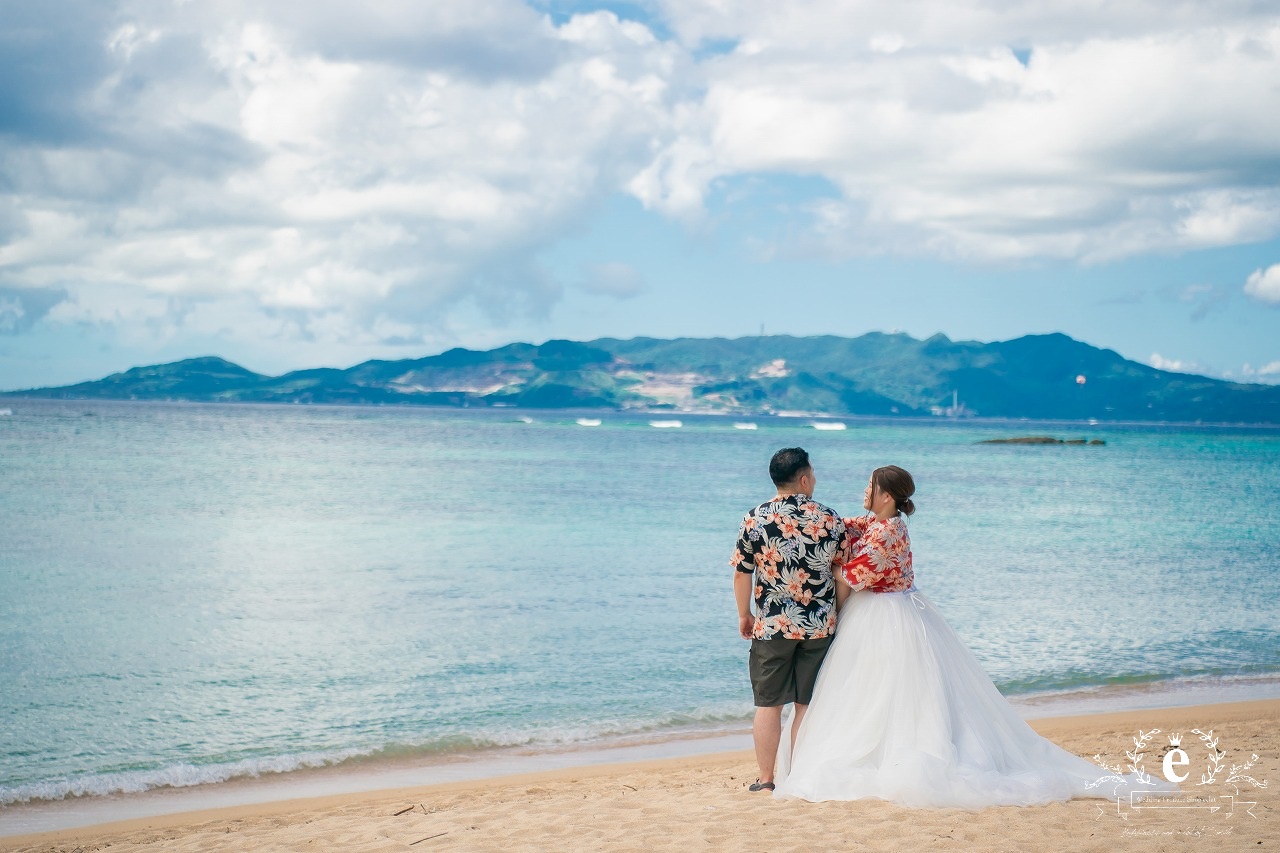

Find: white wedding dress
774;586;1168;808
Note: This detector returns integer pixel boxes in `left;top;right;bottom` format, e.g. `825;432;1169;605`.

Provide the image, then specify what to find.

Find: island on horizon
6;331;1280;424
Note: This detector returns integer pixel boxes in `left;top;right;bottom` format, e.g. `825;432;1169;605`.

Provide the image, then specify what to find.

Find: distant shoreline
3;396;1280;429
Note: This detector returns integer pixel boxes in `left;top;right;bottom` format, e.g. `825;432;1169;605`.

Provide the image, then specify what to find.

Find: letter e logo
1163;734;1189;783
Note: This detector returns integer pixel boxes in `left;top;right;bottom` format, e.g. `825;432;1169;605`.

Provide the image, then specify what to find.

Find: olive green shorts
748;635;833;707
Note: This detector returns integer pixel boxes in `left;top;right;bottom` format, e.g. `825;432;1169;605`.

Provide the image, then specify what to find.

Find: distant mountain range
7;332;1280;423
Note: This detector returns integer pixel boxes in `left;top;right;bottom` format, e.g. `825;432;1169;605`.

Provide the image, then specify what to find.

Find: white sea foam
0;749;370;806
575;418;601;426
1006;671;1280;719
733;422;757;430
648;420;682;428
0;705;757;806
811;421;846;430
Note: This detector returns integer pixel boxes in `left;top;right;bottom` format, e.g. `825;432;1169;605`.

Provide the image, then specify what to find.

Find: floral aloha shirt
839;514;914;593
731;494;847;640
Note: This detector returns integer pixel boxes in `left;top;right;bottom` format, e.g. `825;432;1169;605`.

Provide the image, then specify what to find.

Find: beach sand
3;699;1274;852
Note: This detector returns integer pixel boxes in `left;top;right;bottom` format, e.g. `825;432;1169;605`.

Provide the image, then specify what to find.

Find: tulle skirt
774;588;1169;808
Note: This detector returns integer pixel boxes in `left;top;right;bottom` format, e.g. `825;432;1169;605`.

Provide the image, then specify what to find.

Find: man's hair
769;447;811;487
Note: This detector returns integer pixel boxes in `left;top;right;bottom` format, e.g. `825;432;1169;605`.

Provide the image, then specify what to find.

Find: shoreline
5;396;1280;429
3;686;1278;846
2;696;1275;852
3;672;1279;836
0;730;755;839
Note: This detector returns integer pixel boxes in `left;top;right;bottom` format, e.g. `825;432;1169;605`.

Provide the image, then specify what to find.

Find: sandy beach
2;698;1273;852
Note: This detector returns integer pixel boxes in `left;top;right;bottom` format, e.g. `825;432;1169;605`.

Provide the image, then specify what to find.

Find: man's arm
731;516;758;640
734;570;755;639
831;516;853;610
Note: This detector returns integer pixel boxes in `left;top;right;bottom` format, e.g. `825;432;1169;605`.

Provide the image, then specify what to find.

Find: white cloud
869;33;906;55
1241;361;1280;384
3;0;1280;357
106;23;162;60
1244;263;1280;304
640;2;1280;261
1148;353;1207;375
0;2;688;350
579;262;646;298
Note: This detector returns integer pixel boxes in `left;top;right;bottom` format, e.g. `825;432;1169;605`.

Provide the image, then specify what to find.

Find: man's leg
748;637;796;788
790;702;808;752
753;705;783;784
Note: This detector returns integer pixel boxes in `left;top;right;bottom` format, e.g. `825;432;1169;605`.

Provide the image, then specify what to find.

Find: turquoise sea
1;400;1278;824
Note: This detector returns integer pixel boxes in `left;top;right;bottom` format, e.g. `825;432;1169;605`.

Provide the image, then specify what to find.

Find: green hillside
8;333;1280;423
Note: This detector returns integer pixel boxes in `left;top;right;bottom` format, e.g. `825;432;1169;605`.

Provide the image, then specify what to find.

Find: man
731;447;846;792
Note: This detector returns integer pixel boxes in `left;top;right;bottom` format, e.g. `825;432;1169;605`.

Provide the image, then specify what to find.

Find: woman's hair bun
872;465;916;516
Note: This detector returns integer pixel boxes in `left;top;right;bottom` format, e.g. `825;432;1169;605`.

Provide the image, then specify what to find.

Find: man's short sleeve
730;515;756;573
829;514;848;566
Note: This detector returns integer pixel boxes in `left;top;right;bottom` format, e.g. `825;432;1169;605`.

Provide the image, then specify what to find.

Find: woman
774;466;1166;807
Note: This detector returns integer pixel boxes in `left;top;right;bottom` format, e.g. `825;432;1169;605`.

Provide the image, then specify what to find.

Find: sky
2;0;1280;390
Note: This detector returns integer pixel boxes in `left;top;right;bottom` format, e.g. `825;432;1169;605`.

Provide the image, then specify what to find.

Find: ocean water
1;400;1278;815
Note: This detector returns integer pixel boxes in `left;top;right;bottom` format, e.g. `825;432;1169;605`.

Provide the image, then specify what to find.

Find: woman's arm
843;515;872;539
841;519;910;593
834;516;869;568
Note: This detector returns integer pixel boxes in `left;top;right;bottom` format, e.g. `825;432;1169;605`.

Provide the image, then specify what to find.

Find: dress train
774;588;1170;808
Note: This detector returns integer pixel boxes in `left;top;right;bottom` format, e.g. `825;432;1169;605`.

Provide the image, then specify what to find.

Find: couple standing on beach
731;447;1156;807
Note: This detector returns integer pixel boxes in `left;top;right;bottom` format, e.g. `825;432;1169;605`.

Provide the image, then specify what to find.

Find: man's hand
733;570;755;640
